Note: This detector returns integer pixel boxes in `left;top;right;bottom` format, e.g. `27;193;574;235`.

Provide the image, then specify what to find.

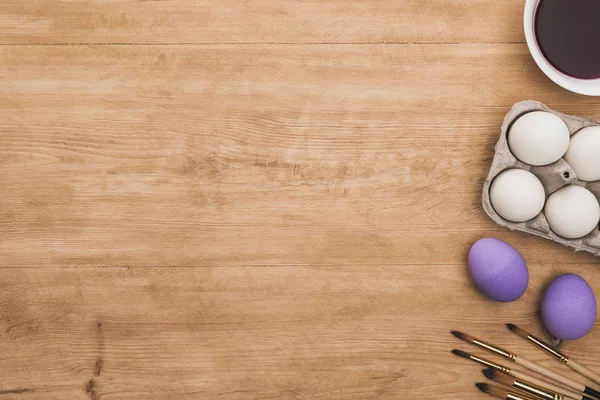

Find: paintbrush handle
568;360;600;386
516;355;586;392
511;369;582;400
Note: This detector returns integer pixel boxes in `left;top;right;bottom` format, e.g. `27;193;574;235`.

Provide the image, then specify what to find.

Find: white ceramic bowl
524;0;600;96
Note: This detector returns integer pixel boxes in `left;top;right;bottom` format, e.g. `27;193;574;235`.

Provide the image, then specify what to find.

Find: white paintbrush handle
568;359;600;386
511;369;582;400
516;355;586;392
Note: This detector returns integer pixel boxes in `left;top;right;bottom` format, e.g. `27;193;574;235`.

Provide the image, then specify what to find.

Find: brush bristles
483;369;515;386
506;323;529;339
452;349;471;359
451;331;475;343
476;383;508;399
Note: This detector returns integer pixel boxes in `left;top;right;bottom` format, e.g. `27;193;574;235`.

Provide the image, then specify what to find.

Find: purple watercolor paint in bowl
524;0;600;95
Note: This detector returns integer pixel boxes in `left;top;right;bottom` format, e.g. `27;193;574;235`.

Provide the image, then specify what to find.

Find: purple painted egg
542;274;597;340
468;238;528;302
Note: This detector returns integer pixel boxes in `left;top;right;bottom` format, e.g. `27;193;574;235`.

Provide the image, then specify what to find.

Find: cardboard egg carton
483;100;600;256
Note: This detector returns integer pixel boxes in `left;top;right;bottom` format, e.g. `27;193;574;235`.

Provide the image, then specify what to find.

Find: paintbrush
452;331;600;399
507;324;600;386
476;382;539;400
484;369;594;400
452;349;588;399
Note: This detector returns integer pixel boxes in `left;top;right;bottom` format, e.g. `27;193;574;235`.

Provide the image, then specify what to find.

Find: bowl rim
524;0;600;96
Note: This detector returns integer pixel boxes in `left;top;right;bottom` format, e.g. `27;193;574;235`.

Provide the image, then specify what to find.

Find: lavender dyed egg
468;238;528;302
542;274;597;340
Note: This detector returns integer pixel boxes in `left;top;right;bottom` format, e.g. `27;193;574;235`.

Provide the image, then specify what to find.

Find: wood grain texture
3;3;600;399
2;44;600;269
0;0;525;44
1;265;600;400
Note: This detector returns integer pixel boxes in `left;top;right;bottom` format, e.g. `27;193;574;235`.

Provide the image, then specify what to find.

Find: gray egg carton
483;100;600;256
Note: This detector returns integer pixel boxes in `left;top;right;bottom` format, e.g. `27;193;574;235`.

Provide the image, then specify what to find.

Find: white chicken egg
564;126;600;182
545;185;600;239
508;111;570;166
490;169;546;222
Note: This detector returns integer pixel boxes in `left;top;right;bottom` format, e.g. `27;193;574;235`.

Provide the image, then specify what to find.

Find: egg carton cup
483;100;600;256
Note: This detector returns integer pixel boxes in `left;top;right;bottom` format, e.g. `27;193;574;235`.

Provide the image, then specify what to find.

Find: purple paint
468;238;528;302
535;0;600;79
542;274;597;340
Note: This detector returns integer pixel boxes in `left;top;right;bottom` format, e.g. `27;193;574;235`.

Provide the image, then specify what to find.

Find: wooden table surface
2;2;600;399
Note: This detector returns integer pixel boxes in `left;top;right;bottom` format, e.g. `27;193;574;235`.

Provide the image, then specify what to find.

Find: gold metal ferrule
507;393;539;400
473;338;516;361
469;354;511;374
527;334;569;364
513;379;563;400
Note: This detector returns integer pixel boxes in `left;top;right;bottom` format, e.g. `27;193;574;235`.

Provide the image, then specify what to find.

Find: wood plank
0;1;525;44
1;265;600;399
2;44;600;268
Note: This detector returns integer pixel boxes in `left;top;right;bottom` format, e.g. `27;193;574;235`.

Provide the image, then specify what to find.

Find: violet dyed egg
468;238;528;302
542;274;597;340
